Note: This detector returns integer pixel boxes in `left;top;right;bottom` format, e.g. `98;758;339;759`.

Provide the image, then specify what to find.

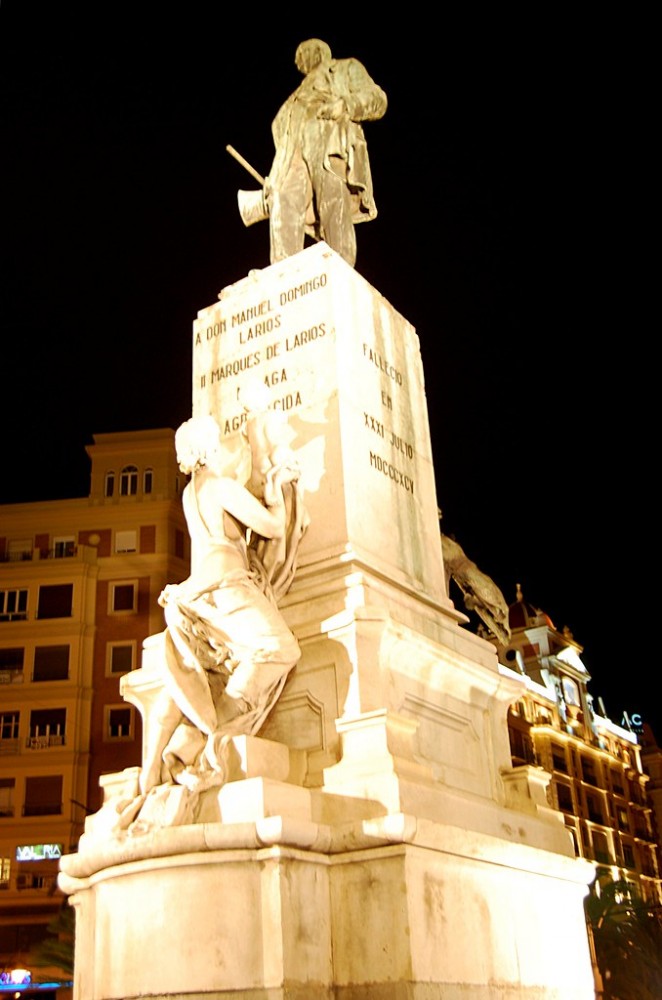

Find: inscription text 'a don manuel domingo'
195;272;328;433
361;342;415;497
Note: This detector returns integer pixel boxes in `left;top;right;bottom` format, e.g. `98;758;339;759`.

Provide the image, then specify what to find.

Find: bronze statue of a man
266;39;387;267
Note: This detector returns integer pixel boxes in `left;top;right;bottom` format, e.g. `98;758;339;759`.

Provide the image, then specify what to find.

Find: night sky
2;12;656;736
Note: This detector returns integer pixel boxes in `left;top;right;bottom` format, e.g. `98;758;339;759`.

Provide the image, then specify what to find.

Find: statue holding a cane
228;39;387;269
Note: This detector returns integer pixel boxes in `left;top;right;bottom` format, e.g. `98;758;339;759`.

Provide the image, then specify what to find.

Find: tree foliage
585;878;662;1000
28;903;75;978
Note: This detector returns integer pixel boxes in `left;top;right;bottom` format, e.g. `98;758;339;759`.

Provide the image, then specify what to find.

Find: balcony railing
25;734;65;750
594;850;613;865
0;546;78;563
0;669;24;684
22;803;63;817
0;738;20;755
15;873;58;891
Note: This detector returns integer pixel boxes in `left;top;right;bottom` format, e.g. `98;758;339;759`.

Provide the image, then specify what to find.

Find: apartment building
498;585;662;908
0;429;188;977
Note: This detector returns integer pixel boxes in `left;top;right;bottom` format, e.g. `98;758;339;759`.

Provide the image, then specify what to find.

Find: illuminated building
639;723;662;864
498;585;662;908
0;430;188;981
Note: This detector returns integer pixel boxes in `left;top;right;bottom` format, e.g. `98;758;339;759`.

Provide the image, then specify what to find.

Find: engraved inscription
362;343;403;385
369;452;415;495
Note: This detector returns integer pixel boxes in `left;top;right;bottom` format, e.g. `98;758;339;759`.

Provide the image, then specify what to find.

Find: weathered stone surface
60;247;596;999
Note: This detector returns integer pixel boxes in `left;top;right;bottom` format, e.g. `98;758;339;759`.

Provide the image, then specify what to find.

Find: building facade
498;586;662;909
0;429;188;978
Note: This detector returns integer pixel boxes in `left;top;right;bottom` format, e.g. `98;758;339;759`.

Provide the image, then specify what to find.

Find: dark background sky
1;11;656;736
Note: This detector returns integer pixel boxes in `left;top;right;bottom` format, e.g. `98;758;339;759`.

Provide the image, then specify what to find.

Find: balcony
594;850;613;865
0;550;33;563
0;545;78;562
510;745;537;767
0;669;24;684
0;738;20;756
26;734;65;750
22;803;63;817
15;873;59;892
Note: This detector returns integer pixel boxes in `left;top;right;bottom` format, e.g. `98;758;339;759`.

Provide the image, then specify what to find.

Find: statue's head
295;39;332;75
175;416;224;475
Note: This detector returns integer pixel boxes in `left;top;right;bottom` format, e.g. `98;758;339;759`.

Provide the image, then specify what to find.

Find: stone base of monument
59;245;596;998
61;803;594;999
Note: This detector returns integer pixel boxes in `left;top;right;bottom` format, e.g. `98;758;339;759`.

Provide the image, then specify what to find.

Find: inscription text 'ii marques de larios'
193;256;417;505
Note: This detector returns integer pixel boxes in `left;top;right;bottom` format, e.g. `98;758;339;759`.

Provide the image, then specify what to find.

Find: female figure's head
175;416;225;475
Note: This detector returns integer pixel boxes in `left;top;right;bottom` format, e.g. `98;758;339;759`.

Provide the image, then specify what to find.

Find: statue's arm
215;476;286;540
340;59;387;122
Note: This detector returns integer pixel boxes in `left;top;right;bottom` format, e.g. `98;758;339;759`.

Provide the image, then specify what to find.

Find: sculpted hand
263;461;301;507
158;580;197;607
158;584;179;608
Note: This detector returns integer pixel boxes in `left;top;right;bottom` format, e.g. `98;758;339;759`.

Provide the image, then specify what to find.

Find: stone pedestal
59;245;597;998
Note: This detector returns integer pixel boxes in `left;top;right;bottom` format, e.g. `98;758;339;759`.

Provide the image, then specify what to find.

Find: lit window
53;537;76;558
0;589;28;622
33;645;69;682
6;539;32;562
105;470;115;497
562;677;580;706
611;769;625;796
0;711;19;742
115;530;137;554
28;709;66;747
37;584;73;619
23;775;63;816
120;465;138;496
0;647;24;681
551;744;568;773
592;832;611;865
107;642;135;675
143;468;153;494
105;705;134;740
586;792;603;824
110;582;137;614
582;758;598;786
0;778;15;818
0;856;10;883
556;782;574;813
